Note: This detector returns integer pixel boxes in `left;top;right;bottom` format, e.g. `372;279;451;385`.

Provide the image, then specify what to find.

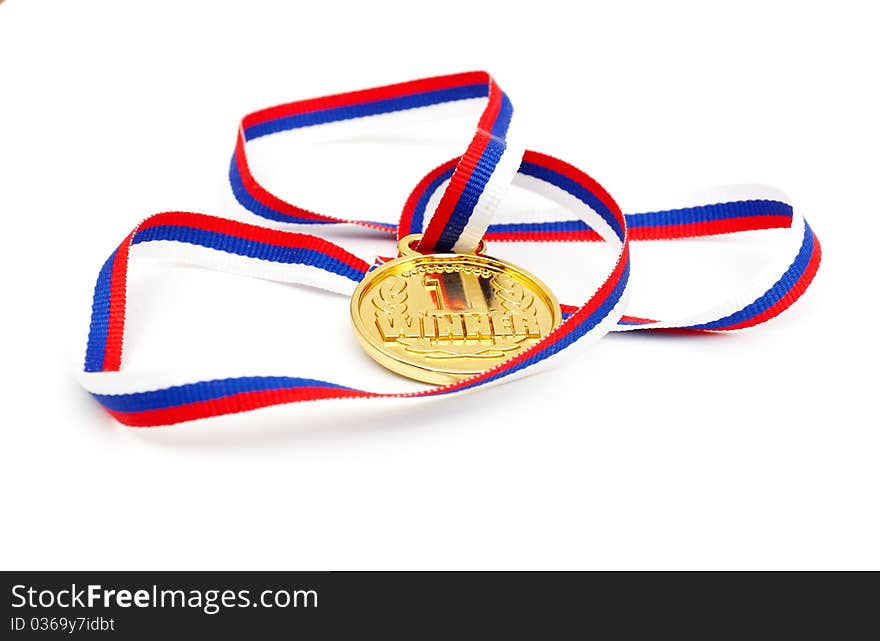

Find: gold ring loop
398;234;487;257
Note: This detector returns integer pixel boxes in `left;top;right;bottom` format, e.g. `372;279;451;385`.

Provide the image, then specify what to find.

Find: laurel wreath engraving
371;276;410;323
492;274;538;317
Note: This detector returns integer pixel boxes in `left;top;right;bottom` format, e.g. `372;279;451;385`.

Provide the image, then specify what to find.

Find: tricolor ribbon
79;72;820;427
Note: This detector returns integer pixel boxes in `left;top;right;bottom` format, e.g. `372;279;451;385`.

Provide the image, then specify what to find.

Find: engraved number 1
424;275;447;310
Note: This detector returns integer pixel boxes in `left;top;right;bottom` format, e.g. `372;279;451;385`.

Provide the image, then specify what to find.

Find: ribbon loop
231;71;518;250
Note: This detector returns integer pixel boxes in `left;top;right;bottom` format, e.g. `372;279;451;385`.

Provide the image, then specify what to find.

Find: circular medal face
351;235;562;384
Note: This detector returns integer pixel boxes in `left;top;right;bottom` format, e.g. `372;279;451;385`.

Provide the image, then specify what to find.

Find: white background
1;0;877;570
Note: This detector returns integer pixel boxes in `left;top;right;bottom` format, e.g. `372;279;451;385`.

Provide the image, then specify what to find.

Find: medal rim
350;248;562;385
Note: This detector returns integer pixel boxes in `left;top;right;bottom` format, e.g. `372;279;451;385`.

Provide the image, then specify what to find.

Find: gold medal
351;234;562;384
